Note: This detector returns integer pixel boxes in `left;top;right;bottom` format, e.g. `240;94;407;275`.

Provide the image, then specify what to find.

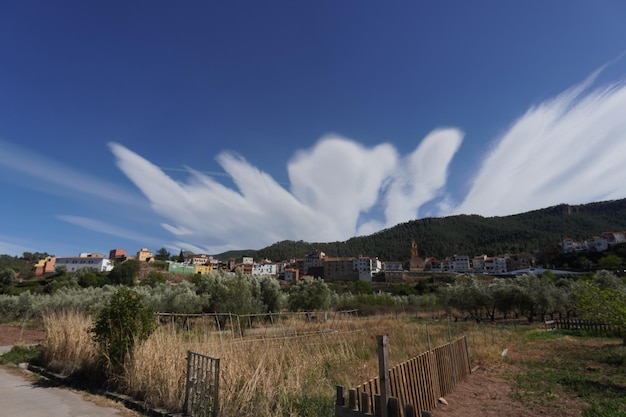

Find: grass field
33;311;626;417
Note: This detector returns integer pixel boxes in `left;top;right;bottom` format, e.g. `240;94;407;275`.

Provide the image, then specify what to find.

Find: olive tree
573;271;626;345
288;278;331;311
108;259;140;286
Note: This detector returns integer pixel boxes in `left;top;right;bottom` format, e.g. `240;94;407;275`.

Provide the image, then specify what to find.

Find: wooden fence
156;310;359;341
183;350;220;417
545;319;621;333
336;335;472;417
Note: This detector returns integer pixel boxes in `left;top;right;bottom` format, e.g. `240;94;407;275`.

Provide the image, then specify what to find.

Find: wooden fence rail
337;336;471;417
545;319;621;333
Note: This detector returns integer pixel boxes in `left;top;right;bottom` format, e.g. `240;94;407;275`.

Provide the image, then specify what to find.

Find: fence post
378;335;390;417
183;350;193;415
447;316;457;385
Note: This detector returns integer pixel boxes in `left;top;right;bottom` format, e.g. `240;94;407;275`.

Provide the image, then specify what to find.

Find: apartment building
354;256;381;282
323;257;359;281
55;253;113;273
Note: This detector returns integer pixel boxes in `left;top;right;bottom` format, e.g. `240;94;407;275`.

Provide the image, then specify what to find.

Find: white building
588;236;609;252
188;254;214;266
252;263;277;276
472;255;487;271
442;255;471;273
353;257;382;282
55;253;114;273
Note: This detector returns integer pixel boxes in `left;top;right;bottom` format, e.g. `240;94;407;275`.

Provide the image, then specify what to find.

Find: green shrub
91;288;156;375
288;278;331;311
108;260;140;286
0;345;41;365
141;271;167;287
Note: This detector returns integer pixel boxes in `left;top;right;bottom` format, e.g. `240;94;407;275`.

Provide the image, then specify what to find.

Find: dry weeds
41;310;513;417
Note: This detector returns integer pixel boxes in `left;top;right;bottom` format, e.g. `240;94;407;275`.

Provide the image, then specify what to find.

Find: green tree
91;288;156;374
597;254;623;271
141;271;167;287
512;274;558;323
257;274;285;313
573;278;626;345
108;259;140;286
75;269;109;287
154;247;171;261
593;270;624;290
177;249;185;263
288;278;331;311
0;268;17;288
438;276;492;322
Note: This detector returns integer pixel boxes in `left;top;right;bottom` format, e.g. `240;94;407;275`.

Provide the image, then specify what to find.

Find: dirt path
429;366;532;417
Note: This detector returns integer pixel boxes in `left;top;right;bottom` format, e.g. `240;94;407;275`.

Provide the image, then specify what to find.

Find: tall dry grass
41;310;516;417
128;315;515;416
42;309;99;375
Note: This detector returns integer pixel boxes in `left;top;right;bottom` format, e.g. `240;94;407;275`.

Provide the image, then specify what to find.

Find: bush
0;345;41;365
108;260;140;286
91;288;156;375
141;271;167;287
288;278;331;311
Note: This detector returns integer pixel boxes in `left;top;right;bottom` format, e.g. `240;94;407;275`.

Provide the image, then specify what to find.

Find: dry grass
41;310;515;417
41;309;99;375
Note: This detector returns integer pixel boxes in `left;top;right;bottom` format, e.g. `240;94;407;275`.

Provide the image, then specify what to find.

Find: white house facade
55;254;114;273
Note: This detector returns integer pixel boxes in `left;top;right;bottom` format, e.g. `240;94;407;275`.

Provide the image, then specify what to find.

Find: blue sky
2;1;626;257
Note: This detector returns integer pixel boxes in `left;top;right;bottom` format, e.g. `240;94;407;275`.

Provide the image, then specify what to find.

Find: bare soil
0;323;47;346
430;342;589;417
429;365;573;417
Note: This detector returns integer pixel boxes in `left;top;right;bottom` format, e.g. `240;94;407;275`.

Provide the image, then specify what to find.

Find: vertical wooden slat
360;392;370;414
400;362;411;415
337;337;472;417
336;385;345;407
406;358;418;414
404;403;416;417
374;394;382;417
388;397;401;417
378;335;390;417
349;389;358;410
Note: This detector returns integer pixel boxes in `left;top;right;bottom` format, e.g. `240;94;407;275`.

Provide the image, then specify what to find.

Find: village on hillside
27;230;626;284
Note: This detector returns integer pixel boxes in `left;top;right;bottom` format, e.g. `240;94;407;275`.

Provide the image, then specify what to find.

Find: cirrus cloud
109;130;461;252
453;69;626;216
108;65;626;253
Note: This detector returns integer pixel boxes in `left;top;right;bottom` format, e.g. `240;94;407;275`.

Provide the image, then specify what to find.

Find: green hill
244;199;626;263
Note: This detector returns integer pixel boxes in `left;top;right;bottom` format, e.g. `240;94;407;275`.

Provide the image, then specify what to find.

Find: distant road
0;365;130;417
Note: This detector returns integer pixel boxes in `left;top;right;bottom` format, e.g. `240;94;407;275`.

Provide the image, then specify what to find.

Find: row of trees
438;271;626;343
0;270;336;318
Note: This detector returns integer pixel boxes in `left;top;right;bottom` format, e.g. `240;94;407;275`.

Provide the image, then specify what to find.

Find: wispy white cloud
57;215;159;243
11;64;623;255
109;65;626;253
453;69;626;216
109;132;461;252
0;140;145;208
0;239;32;257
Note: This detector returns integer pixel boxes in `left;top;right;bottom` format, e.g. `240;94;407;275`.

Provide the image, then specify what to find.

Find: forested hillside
248;199;626;263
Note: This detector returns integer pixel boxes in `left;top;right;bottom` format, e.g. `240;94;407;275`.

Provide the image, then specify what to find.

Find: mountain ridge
214;199;626;263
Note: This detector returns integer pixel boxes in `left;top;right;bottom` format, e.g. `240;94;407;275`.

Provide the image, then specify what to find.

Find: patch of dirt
0;323;46;346
430;346;589;417
429;366;532;417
